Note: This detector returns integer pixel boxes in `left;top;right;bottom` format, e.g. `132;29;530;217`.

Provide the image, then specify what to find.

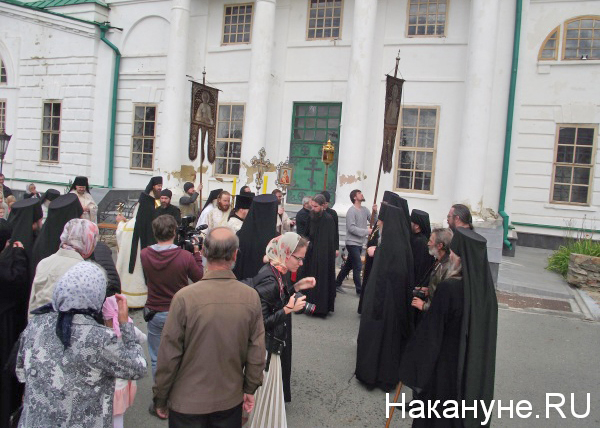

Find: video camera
177;215;208;253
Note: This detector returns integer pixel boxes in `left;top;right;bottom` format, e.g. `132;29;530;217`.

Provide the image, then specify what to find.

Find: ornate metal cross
304;158;322;188
250;147;270;193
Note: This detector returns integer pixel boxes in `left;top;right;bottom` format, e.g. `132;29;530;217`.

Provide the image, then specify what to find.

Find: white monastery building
0;0;599;247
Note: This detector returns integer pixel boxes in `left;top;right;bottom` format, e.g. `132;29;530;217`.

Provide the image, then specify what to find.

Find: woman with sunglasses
245;232;316;427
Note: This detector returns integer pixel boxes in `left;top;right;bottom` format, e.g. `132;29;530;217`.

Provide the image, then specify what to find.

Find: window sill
393;191;438;200
128;169;154;176
37;162;61;168
287;39;351;49
543;203;596;212
207;44;252;54
537;59;600;74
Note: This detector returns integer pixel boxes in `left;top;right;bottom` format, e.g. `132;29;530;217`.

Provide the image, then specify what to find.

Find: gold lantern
321;139;335;190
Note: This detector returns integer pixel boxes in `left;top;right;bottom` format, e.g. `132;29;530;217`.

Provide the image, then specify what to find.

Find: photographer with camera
140;215;203;414
245;233;316;425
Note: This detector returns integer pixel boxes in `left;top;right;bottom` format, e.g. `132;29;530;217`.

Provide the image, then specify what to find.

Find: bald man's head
203;227;239;264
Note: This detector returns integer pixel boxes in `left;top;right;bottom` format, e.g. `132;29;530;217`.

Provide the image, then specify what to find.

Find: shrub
547;239;600;277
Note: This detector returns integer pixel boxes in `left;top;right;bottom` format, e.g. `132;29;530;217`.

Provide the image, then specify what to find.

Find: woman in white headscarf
16;262;147;428
29;218;99;313
245;233;316;428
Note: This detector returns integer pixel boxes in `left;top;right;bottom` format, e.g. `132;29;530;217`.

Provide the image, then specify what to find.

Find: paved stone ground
124;287;600;428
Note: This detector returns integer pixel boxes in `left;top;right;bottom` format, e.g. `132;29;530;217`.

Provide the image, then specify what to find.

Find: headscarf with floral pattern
265;232;302;273
60;218;99;259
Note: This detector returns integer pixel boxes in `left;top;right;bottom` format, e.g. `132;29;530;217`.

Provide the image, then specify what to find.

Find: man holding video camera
141;215;204;412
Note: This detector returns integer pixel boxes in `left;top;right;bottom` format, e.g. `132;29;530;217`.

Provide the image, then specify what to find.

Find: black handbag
143;307;157;322
265;333;285;355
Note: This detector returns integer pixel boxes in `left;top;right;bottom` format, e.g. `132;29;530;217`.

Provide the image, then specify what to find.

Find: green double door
287;102;342;205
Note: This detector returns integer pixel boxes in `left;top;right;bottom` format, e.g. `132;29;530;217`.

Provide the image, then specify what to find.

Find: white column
453;0;500;212
158;0;191;187
241;0;276;170
335;0;378;211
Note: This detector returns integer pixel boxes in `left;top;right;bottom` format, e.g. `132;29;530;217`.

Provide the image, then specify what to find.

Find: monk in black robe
154;189;182;225
31;193;83;271
301;194;337;316
0;219;29;428
321;190;339;253
399;228;498;428
7;198;43;263
145;176;163;208
356;201;414;392
410;209;435;287
358;191;407;314
129;191;157;273
233;194;278;280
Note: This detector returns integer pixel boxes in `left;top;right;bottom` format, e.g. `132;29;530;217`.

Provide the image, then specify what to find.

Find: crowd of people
0;171;498;428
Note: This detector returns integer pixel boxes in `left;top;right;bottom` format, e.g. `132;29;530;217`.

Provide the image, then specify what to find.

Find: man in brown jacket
153;226;265;427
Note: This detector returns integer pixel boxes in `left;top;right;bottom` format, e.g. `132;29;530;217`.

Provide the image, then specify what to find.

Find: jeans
147;311;169;379
335;244;363;292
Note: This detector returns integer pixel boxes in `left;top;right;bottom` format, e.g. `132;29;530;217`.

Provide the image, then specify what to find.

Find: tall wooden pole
198;67;207;209
370;51;401;228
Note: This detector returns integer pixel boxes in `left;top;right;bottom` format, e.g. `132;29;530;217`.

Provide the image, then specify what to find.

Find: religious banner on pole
381;75;405;173
188;82;219;162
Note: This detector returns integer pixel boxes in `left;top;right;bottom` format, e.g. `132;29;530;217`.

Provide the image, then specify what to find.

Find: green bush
547;239;600;277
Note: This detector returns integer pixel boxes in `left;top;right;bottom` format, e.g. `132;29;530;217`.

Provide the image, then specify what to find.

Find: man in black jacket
154;189;181;225
295;197;311;237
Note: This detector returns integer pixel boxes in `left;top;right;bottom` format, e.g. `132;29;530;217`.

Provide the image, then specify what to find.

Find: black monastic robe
0;245;29;428
358;228;379;314
355;203;414;391
411;232;435;287
154;203;182;225
302;211;337;316
399;278;464;428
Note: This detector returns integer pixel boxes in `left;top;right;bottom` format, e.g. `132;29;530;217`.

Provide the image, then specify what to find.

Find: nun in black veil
30;193;83;272
355;201;414;392
233;194;278;280
0;219;30;427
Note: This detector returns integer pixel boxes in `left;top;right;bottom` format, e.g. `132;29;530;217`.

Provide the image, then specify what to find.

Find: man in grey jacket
335;189;376;294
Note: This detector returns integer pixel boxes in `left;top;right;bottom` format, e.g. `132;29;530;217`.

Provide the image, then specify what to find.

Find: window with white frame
131;105;157;170
222;3;253;45
41;101;61;163
215;104;244;176
306;0;343;40
394;107;439;193
551;125;597;205
407;0;448;37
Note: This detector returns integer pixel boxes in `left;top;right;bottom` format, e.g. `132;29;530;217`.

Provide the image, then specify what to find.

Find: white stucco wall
3;0;598;236
508;0;600;237
0;3;108;194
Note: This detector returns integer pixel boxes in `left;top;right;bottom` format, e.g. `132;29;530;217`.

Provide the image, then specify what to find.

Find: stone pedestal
567;253;600;288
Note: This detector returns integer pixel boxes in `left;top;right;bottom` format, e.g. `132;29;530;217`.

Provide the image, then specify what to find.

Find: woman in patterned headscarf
245;233;316;428
29;219;99;312
16;262;147;428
